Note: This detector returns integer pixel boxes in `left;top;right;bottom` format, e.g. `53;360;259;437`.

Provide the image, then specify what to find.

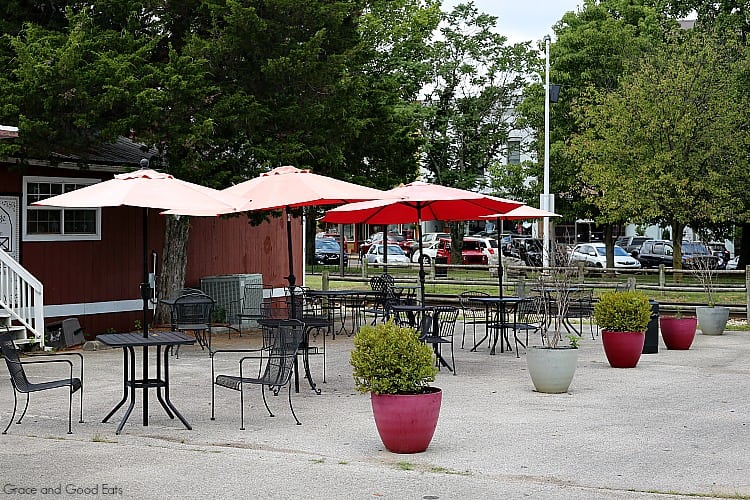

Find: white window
507;139;521;165
23;176;101;241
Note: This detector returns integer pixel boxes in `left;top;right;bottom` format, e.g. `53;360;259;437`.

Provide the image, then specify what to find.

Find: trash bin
435;256;448;277
643;300;659;354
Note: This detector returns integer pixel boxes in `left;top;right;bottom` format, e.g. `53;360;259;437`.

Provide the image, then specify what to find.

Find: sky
441;0;583;44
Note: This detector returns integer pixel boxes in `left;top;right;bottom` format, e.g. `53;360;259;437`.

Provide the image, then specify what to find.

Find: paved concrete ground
1;323;748;499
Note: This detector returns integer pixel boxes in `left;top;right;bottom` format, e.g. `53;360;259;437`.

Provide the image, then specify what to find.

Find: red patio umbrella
214;166;385;314
322;181;523;301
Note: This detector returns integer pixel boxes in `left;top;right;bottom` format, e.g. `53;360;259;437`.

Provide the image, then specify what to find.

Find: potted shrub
659;306;698;349
525;268;580;394
351;320;440;453
693;258;729;335
593;290;652;368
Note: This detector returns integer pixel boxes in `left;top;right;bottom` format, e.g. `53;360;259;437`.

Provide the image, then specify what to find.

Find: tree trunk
604;223;615;272
153;215;191;325
739;222;749;271
449;222;463;265
672;220;684;283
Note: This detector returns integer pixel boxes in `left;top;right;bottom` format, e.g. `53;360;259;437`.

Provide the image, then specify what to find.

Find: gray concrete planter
526;346;579;394
695;306;729;336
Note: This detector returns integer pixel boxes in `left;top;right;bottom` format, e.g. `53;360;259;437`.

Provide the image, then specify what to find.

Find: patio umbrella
480;205;561;293
322;181;523;302
32;163;245;338
214;166;385;315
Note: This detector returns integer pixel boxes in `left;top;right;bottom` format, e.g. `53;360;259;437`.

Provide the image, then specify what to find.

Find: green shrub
593;290;651;333
350;321;437;395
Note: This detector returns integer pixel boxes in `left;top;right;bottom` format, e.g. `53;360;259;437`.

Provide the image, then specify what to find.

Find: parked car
726;256;740;270
707;242;731;269
435;237;488;265
615;236;652;257
410;240;440;265
637;240;719;269
365;243;411;265
359;231;413;256
407;232;450;257
503;237;543;267
472;236;500;269
313;238;348;266
569;243;641;269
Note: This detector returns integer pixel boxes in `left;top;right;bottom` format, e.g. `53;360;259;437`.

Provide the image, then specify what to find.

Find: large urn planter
351;321;441;454
526;346;579;393
371;387;442;453
695;306;729;336
659;317;697;349
601;330;645;368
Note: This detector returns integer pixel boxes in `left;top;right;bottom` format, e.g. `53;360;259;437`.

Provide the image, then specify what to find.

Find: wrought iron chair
566;288;596;339
234;283;268;337
1;332;84;434
211;319;305;429
172;291;215;355
285;287;328;390
364;274;400;324
419;305;459;375
513;295;547;355
458;290;489;349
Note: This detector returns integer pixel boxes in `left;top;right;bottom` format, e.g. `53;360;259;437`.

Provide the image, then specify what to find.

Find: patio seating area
1;315;749;498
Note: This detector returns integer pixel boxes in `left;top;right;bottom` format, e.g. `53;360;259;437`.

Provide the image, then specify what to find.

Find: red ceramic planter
370;387;442;454
659;317;697;350
601;330;645;368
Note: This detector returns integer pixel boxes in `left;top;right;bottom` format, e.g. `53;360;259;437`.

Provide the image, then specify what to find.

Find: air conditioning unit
200;274;263;323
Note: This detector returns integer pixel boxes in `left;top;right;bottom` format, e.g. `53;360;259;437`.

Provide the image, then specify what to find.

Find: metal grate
200;274;262;323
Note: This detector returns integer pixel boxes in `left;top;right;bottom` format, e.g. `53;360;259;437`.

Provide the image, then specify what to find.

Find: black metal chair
420;305;459;375
234;283;268;337
172;291;215;355
458;290;489;349
567;288;596;339
285;287;328;390
514;295;547;355
211;319;305;429
1;332;84;434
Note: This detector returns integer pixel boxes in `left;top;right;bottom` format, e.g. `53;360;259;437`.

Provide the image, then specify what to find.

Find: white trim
44;299;151;318
23;176;102;242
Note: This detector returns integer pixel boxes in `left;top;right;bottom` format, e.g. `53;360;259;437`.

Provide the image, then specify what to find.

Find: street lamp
541;34;554;268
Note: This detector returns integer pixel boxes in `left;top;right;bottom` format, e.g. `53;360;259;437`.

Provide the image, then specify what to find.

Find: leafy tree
569;28;750;271
0;1;436;320
517;0;666;265
420;1;536;259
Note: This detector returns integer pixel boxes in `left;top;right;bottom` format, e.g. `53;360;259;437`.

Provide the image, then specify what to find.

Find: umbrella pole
497;216;504;300
417;205;425;305
141;207;150;426
285;207;297;318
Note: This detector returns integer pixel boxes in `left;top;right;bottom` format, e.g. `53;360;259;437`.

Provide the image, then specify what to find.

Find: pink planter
659;317;697;350
602;330;645;368
370;387;442;453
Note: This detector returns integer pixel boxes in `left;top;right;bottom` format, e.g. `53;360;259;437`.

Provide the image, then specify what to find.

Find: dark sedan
314;238;348;266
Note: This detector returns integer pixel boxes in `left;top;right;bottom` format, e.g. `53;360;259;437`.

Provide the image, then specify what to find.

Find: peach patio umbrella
214;166;386;315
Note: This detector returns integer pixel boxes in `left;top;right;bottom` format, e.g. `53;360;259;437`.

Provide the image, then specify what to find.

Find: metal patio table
97;331;196;434
467;296;525;355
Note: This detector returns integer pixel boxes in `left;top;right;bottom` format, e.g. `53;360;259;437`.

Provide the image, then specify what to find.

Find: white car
570;243;641;269
411;240;440;264
365;244;411;265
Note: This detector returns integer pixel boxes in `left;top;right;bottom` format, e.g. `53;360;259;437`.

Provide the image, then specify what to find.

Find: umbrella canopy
33;166;244;338
322;181;521;225
322;181;523;302
223;165;385;212
215;166;385;313
480;205;560;221
35;168;244;215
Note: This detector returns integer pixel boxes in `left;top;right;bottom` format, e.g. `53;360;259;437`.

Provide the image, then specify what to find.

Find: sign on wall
0;196;20;261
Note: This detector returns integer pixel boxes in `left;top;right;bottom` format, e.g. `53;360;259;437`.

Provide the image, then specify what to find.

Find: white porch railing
0;247;44;346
